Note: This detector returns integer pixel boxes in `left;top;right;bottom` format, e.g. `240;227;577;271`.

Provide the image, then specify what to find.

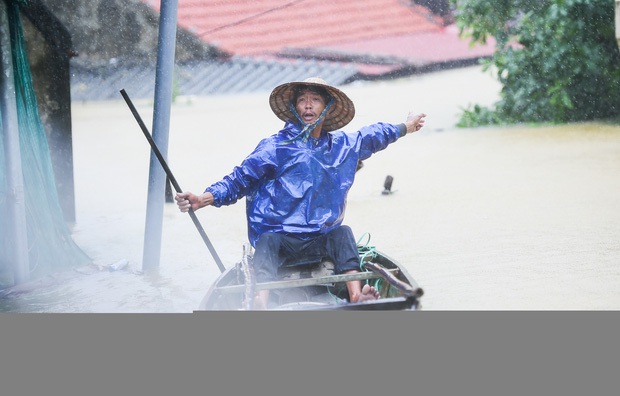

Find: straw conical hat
269;77;355;132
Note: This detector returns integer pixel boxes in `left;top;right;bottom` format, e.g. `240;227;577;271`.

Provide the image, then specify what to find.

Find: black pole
165;176;174;203
120;89;226;273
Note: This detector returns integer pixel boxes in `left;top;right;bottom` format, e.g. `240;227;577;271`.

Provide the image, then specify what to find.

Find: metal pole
142;0;178;270
615;1;620;51
0;0;29;284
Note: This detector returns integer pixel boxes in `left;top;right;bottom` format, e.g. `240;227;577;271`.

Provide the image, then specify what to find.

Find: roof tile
141;0;445;56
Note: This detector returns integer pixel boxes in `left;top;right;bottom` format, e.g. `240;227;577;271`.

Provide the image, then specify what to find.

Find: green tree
451;0;620;127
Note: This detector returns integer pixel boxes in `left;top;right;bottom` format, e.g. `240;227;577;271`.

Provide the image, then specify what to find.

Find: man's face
295;89;326;125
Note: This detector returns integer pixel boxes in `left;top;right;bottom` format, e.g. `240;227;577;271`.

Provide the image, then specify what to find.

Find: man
176;77;426;309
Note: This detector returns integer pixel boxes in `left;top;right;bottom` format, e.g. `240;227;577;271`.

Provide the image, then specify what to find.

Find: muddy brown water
2;66;619;311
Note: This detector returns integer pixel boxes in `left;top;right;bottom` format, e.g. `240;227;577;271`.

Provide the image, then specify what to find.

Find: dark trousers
252;225;361;283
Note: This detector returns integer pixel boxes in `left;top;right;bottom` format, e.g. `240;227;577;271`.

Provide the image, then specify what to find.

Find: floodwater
1;65;619;311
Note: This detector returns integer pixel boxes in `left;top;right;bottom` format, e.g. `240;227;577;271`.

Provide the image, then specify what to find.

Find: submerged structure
0;0;90;286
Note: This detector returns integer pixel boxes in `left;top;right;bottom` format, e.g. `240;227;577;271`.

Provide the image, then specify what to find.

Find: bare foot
252;291;269;310
356;284;380;303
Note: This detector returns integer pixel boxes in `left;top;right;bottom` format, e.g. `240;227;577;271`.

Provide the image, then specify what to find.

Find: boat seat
277;256;336;280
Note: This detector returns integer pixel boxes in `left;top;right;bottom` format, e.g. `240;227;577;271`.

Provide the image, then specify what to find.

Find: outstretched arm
175;191;214;213
403;112;427;134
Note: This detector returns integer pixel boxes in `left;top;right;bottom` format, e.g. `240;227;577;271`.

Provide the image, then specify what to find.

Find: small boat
121;93;422;311
197;243;424;311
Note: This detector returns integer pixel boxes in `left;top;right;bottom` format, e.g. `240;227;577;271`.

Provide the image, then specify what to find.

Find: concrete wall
34;0;220;65
19;0;220;223
22;15;76;223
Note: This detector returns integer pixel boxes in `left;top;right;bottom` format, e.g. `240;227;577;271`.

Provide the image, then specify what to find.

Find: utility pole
142;0;178;270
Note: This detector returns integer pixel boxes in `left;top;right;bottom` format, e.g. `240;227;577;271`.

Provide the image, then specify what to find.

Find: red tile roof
142;0;447;56
140;0;495;78
317;24;496;64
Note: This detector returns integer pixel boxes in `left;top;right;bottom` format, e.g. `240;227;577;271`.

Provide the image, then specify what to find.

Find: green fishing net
1;0;90;284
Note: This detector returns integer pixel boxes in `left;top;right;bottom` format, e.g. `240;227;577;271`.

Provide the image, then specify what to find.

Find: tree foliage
450;0;620;126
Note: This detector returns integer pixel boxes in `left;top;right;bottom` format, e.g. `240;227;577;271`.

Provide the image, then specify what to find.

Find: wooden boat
197;243;424;311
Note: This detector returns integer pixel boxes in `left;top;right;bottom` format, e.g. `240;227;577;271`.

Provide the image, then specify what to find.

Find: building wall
34;0;219;65
20;0;219;223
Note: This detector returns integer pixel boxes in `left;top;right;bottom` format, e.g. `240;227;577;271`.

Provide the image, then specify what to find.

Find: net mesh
1;0;91;284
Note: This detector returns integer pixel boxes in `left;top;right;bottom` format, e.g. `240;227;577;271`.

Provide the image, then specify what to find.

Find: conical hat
269;77;355;132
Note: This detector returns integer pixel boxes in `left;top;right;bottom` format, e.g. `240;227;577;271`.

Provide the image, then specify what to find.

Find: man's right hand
175;192;193;212
175;191;213;212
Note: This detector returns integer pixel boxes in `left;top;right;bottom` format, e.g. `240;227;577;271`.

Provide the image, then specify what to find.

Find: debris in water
109;259;129;272
382;175;394;195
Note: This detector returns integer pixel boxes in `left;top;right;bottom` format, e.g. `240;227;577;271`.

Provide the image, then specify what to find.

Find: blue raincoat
205;121;406;247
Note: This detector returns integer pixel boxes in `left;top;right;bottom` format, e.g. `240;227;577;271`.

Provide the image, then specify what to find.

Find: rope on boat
356;232;382;290
356;232;377;267
357;232;423;297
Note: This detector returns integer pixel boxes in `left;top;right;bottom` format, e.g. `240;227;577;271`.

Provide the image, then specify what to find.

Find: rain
2;0;620;312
